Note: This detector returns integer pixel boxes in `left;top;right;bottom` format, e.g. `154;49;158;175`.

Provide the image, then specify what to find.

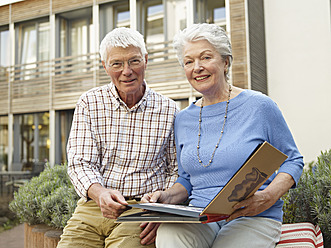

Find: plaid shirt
67;82;179;200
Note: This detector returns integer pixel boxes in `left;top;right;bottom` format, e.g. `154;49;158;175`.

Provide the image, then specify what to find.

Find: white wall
264;0;331;163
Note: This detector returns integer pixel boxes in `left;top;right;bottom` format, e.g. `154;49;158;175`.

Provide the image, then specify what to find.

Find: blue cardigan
174;90;304;222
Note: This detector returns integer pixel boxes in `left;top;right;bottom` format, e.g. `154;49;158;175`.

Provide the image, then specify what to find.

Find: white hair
173;23;233;81
99;27;147;61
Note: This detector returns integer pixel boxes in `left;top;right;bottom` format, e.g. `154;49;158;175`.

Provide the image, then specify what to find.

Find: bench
276;222;324;248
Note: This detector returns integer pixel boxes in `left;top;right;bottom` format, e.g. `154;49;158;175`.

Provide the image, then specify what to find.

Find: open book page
128;203;204;217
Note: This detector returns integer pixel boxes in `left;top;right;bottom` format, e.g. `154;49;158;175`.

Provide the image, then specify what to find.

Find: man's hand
88;183;128;219
139;222;160;245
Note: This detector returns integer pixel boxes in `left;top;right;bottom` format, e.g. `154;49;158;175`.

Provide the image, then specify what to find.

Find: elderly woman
143;23;304;248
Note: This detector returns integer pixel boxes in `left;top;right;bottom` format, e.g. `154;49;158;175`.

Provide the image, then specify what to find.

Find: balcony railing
0;40;198;115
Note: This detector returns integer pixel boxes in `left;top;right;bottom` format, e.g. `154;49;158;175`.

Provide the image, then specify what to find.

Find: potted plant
9;163;79;247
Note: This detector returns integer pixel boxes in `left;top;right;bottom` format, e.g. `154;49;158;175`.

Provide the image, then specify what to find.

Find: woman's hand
141;191;170;203
227;172;295;221
139;183;189;245
227;190;275;221
141;183;189;204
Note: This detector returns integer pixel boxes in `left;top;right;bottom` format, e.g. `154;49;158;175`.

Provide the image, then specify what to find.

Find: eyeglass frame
105;57;144;72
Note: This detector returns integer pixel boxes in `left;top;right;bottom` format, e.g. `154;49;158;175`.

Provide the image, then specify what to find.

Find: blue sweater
174;90;304;222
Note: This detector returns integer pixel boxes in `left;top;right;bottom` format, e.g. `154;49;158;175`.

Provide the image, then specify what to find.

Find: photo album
116;141;288;223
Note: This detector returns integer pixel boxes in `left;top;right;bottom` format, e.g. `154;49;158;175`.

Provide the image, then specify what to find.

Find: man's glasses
106;58;144;72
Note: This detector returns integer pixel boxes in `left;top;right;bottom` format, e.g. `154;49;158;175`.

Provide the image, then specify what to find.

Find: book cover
116;141;288;223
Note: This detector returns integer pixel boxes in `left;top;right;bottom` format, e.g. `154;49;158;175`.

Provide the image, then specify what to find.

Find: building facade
0;0;278;171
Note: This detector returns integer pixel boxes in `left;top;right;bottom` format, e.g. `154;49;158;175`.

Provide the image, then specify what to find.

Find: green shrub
9;163;79;228
282;149;331;245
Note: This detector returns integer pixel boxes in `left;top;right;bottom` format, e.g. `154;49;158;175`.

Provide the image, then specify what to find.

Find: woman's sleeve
263;98;304;186
173;114;192;195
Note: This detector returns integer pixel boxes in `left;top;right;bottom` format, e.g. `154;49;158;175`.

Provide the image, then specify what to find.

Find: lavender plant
9;164;79;228
282;149;331;245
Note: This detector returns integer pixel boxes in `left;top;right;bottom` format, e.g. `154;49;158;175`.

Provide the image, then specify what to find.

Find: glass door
17;20;50;79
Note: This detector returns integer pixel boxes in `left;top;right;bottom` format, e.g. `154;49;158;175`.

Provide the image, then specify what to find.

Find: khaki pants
57;198;155;248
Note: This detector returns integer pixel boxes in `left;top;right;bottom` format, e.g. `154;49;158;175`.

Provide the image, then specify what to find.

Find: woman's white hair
99;27;147;61
173;23;233;81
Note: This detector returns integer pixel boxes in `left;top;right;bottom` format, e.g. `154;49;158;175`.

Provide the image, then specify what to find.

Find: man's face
102;46;147;103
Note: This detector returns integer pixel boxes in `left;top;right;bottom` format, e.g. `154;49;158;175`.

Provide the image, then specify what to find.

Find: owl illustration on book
228;167;268;202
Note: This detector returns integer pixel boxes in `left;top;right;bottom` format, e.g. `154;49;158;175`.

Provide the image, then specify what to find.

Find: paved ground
0;224;24;248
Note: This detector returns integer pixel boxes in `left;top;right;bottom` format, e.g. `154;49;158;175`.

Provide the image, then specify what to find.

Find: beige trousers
156;217;282;248
57;198;155;248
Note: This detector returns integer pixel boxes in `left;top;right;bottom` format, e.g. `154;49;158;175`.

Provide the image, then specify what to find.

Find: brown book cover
116;141;288;223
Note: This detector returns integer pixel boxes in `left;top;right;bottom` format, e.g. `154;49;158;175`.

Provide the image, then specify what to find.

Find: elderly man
57;28;178;248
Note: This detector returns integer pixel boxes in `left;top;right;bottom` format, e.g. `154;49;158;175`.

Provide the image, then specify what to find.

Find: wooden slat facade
0;5;9;26
229;0;249;89
145;41;196;99
0;0;257;115
1;0;95;25
52;53;97;110
0;67;8;115
11;0;49;23
10;61;50;113
247;0;268;94
52;0;93;14
0;40;194;115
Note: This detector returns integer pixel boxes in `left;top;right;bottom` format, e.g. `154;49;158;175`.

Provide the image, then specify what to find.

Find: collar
108;80;150;112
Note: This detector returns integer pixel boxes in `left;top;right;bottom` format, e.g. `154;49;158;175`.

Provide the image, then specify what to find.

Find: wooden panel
52;0;93;13
11;77;50;114
229;0;249;89
96;0;119;4
145;41;190;99
0;68;8;115
10;60;50;114
52;53;96;110
0;5;9;26
11;0;49;23
247;0;268;94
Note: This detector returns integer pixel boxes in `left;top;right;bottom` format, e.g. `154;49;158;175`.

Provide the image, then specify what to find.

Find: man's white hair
99;27;147;61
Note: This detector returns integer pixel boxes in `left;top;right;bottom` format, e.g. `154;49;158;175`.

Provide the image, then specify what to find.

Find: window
99;2;130;41
0;28;10;67
16;19;50;79
195;0;226;29
116;5;130;28
164;0;187;39
13;112;49;171
57;8;92;58
0;116;8;171
143;0;164;44
17;20;50;64
56;8;92;76
55;109;74;164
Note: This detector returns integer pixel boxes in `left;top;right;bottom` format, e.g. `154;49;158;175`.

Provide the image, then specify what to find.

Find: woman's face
182;40;228;96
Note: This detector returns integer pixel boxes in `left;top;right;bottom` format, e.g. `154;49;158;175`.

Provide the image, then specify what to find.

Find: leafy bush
9;163;79;228
282;149;331;245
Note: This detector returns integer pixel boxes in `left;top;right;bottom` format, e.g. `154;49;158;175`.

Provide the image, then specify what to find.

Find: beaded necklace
197;84;232;167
